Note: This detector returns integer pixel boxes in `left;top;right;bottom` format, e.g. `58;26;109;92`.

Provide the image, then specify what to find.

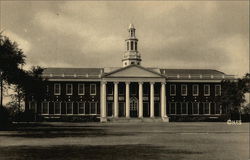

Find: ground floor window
54;102;61;114
169;102;176;115
41;102;49;115
203;102;210;114
176;103;181;114
89;102;97;114
192;102;199;115
107;102;113;116
181;102;188;115
143;102;149;117
119;102;125;117
78;102;85;114
29;101;37;112
222;105;227;114
215;103;221;114
66;102;73;114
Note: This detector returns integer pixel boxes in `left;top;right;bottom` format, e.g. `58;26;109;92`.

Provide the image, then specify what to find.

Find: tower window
127;42;129;51
135;42;137;50
131;41;134;50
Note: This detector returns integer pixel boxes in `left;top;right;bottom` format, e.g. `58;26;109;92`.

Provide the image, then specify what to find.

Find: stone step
107;117;165;123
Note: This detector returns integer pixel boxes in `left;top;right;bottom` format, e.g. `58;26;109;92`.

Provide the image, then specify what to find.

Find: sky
0;1;249;77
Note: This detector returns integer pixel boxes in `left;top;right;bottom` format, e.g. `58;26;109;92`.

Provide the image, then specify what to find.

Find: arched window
131;41;134;50
135;42;137;50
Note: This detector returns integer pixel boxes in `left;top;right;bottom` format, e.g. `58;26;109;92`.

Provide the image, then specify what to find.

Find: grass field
0;122;249;160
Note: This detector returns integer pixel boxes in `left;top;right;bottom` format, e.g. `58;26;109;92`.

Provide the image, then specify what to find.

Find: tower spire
122;24;141;67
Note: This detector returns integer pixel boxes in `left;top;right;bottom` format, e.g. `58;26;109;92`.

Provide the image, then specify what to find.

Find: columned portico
101;64;168;122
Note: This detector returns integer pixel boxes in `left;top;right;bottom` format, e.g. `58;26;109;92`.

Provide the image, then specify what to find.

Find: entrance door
130;97;138;117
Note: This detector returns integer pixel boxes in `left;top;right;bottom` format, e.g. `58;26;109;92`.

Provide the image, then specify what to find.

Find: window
135;42;137;50
204;85;210;96
90;84;96;95
215;85;221;96
131;62;135;65
29;101;37;112
107;85;113;95
89;102;97;114
181;102;188;115
131;41;134;50
127;42;129;50
192;85;199;96
169;102;176;115
66;84;73;95
181;85;187;96
78;84;85;95
203;102;210;114
46;85;49;93
192;102;199;115
215;103;221;114
54;83;61;95
176;103;181;114
54;102;61;115
119;102;125;117
66;102;73;114
78;102;85;114
41;102;49;115
143;85;149;95
118;85;124;95
170;84;176;96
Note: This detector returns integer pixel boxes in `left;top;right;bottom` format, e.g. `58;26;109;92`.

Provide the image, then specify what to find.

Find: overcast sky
1;1;249;77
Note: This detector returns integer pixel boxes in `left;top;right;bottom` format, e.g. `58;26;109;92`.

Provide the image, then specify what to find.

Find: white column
114;82;119;118
161;82;169;122
125;82;130;118
150;82;155;118
139;82;143;118
100;81;107;122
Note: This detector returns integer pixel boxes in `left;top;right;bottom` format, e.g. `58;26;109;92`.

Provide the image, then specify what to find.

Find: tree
0;33;45;127
219;73;250;116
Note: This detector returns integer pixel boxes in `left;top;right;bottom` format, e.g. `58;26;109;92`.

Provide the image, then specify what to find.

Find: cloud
4;30;31;53
1;1;249;76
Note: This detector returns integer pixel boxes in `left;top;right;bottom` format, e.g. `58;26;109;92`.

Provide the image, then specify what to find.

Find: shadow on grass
0;123;135;138
0;144;202;160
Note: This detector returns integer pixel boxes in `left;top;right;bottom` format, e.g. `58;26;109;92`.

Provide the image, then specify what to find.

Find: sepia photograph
0;1;249;160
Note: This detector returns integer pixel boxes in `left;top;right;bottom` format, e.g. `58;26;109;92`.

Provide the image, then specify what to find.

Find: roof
42;68;103;79
161;69;225;75
42;67;234;80
128;23;135;29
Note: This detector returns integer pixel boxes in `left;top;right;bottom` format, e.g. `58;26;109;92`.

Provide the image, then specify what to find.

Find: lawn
0;122;249;160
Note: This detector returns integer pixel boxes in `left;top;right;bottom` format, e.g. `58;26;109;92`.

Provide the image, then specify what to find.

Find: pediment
104;65;165;78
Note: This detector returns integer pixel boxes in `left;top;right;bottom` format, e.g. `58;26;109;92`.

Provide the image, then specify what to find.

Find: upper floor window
107;85;113;95
131;41;134;50
78;84;85;95
181;85;187;96
192;85;199;96
90;84;96;95
66;84;73;95
54;83;61;95
118;85;124;95
204;85;210;96
143;85;149;95
170;84;176;96
215;85;221;96
135;42;137;50
127;42;129;51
